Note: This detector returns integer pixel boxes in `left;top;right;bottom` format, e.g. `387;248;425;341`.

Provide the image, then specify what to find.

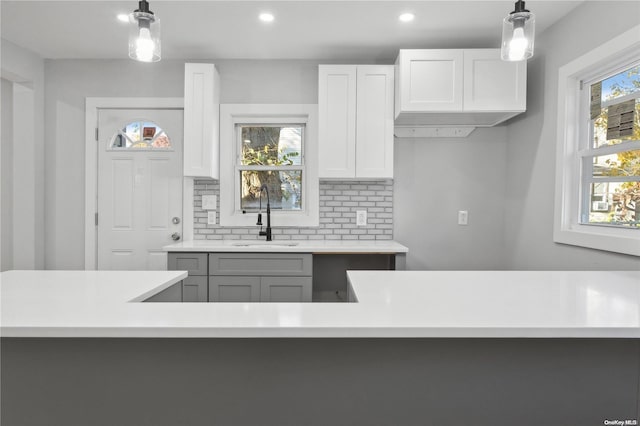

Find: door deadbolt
172;217;180;224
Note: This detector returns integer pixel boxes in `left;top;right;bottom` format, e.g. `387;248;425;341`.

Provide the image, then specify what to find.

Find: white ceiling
1;0;584;61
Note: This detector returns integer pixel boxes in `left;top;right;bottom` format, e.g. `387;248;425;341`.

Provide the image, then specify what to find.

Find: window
554;25;640;256
219;104;319;227
238;125;304;211
109;120;172;150
582;66;640;227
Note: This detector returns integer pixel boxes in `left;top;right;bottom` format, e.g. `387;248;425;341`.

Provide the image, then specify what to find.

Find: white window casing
554;24;640;256
219;104;319;227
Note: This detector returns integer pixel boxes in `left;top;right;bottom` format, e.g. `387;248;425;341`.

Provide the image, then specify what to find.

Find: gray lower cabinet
261;276;312;302
209;276;312;302
182;276;208;302
167;253;208;302
209;276;261;302
209;253;313;302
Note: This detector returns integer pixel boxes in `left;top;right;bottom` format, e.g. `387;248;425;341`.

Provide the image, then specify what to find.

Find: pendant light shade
129;0;161;62
501;0;535;61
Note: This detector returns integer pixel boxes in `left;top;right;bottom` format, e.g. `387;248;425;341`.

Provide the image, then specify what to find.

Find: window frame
219;104;319;227
554;24;640;256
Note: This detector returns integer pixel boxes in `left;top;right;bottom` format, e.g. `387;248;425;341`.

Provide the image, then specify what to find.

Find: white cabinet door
395;49;464;114
356;65;394;178
183;63;220;178
318;65;357;178
261;277;312;302
319;65;394;179
463;49;526;112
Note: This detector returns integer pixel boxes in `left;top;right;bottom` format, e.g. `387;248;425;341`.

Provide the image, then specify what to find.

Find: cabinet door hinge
95;212;99;226
579;80;584;90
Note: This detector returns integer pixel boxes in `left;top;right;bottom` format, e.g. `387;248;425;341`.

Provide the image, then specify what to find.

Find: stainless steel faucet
256;184;272;241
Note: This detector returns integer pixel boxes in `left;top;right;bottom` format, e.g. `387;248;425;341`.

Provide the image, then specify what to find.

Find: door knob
171;232;181;241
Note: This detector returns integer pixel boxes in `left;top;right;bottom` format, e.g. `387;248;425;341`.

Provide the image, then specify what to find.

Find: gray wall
504;1;640;270
394;128;508;270
0;39;45;270
1;78;14;271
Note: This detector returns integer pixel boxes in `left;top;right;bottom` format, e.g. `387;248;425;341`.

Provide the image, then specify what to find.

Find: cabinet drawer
168;253;208;276
209;276;260;302
209;253;312;276
261;276;312;302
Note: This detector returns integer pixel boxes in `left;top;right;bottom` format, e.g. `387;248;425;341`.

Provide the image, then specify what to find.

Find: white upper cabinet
395;49;464;112
463;49;526;111
394;49;526;127
183;63;220;178
319;65;394;179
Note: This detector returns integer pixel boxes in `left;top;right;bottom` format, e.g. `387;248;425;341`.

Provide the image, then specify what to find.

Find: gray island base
2;338;638;426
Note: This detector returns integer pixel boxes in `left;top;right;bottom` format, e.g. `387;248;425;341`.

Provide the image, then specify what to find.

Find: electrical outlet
202;195;217;210
458;210;468;225
356;210;367;226
207;211;216;225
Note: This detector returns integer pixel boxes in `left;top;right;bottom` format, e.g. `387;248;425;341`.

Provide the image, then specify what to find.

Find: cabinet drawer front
209;253;312;276
209;276;260;302
168;253;208;276
261;276;312;302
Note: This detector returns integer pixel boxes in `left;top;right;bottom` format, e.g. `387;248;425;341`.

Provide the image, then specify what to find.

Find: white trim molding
84;97;187;270
219;104;319;228
554;25;640;257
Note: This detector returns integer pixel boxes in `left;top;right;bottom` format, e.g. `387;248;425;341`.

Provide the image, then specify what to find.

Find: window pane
592;150;640;178
240;126;302;166
587;181;640;227
240;170;302;211
602;64;640;102
111;120;172;149
592;101;640;148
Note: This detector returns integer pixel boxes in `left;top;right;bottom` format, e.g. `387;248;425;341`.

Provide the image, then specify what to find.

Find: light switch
458;210;468;225
202;195;217;210
207;211;216;225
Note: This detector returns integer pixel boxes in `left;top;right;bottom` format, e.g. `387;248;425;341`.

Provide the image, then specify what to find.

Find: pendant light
128;0;161;62
501;0;535;61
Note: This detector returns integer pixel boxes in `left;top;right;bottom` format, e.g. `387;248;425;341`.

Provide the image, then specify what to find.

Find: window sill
554;223;640;256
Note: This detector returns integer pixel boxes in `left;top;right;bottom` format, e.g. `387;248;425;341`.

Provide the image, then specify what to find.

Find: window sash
578;61;640;227
234;124;306;214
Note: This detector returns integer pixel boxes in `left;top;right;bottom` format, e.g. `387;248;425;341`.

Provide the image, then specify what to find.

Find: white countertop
163;239;409;253
1;270;639;338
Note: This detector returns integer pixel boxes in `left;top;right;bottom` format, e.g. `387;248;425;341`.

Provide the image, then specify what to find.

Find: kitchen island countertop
1;270;639;338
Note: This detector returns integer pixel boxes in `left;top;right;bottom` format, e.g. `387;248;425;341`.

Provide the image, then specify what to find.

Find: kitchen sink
231;241;300;247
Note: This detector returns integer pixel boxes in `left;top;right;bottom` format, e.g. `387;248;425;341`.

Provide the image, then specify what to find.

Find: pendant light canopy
129;0;161;62
501;0;535;61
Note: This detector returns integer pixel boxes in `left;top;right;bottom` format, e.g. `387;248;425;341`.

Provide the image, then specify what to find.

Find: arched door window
110;120;172;150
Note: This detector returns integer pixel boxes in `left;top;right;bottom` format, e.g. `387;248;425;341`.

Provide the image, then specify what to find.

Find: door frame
84;97;192;270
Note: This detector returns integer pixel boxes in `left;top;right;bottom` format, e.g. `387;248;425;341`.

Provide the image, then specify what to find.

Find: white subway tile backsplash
192;179;393;240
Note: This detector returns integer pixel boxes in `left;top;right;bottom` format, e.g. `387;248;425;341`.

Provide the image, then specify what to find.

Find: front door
97;108;183;270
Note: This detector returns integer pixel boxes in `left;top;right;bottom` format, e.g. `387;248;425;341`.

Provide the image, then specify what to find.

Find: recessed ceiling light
399;13;415;23
259;13;275;23
116;13;129;23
